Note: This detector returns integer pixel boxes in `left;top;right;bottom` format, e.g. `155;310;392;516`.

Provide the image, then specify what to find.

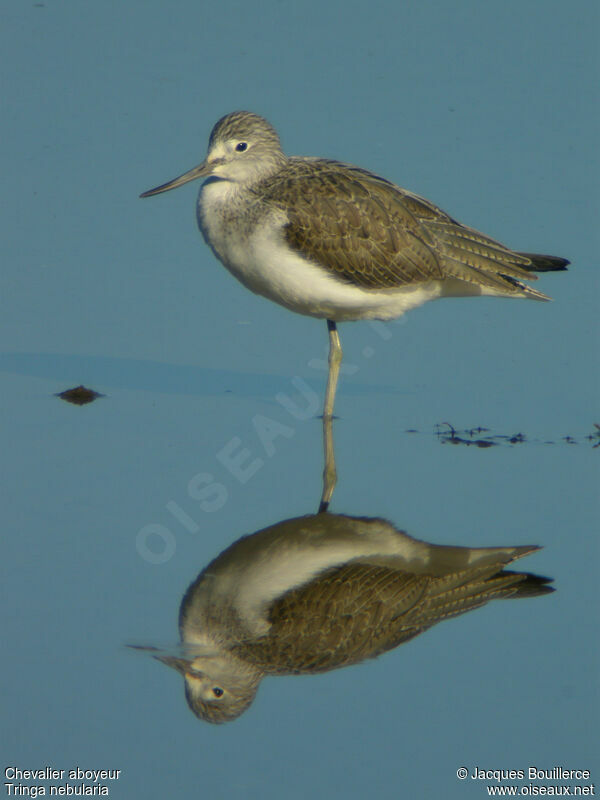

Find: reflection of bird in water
146;513;552;723
140;111;568;419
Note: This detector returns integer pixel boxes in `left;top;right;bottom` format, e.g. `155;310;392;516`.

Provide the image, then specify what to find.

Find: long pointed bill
140;160;214;198
155;654;193;675
155;655;217;680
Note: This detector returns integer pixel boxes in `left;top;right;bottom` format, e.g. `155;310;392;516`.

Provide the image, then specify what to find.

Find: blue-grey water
2;1;598;798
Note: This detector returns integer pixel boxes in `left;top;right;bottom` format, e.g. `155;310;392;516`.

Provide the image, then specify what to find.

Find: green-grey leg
319;412;337;513
323;319;342;420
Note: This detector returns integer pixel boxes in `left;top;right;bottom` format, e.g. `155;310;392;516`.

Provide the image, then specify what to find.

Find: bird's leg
319;320;341;513
319;412;337;513
323;319;342;420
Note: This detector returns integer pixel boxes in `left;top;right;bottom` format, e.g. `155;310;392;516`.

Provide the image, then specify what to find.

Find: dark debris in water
436;423;499;448
400;422;600;449
55;385;104;406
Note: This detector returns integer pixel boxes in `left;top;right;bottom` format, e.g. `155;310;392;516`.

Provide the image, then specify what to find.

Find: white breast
197;178;444;322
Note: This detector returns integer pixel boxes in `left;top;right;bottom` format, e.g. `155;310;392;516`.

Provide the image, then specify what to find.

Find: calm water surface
2;0;598;797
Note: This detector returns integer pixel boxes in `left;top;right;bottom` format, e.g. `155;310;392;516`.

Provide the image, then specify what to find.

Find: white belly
197;179;445;322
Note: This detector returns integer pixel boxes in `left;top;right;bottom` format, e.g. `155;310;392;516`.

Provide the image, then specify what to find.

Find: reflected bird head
159;652;262;724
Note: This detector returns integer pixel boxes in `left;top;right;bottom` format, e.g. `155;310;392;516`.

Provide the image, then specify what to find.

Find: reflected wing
237;559;551;674
258;159;559;296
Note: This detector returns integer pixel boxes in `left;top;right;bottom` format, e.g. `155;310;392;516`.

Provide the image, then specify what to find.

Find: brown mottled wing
258;159;547;294
237;560;541;675
259;160;443;287
240;564;430;673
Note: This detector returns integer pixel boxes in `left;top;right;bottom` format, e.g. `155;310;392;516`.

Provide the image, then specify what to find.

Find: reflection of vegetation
413;422;600;448
55;385;104;406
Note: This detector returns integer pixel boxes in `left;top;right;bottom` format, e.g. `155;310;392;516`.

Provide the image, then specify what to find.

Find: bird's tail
517;253;570;273
413;548;554;626
500;570;555;598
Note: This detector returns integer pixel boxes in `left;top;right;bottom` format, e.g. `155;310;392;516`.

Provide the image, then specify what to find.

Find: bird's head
140;111;285;196
158;651;262;724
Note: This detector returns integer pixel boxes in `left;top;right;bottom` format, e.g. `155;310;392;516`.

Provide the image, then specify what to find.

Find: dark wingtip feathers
518;253;570;272
501;571;555;598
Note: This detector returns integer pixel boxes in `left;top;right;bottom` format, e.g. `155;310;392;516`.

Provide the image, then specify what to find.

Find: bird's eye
235;142;248;152
212;687;224;698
